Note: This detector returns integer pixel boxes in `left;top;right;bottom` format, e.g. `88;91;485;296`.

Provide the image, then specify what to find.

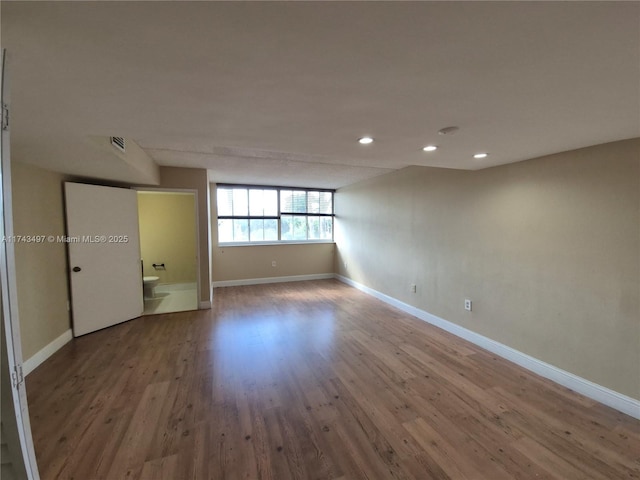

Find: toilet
143;276;160;299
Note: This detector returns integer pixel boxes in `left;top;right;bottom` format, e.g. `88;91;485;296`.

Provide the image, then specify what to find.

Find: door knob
72;266;82;272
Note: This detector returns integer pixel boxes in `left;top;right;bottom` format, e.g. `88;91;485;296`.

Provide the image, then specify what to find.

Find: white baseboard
335;274;640;420
212;273;334;288
23;329;73;376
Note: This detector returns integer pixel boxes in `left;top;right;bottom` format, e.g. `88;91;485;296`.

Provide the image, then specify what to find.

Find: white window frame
216;184;335;245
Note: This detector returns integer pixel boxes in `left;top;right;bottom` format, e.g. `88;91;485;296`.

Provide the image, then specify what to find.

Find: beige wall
210;182;335;282
159;167;211;304
213;243;335;282
138;192;197;284
11;162;70;360
335;138;640;399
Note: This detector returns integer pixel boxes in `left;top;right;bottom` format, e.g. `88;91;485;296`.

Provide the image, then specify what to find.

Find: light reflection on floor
211;286;337;390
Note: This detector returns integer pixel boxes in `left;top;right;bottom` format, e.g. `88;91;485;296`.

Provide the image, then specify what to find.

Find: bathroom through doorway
137;189;199;315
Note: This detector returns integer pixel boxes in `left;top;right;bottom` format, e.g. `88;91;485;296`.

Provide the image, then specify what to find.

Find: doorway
137;190;199;315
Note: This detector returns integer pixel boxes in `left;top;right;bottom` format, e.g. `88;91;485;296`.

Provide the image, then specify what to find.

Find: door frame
134;187;201;310
0;48;41;479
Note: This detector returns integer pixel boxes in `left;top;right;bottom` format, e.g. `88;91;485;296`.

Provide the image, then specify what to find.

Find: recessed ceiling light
422;145;438;152
473;152;488;159
358;137;374;145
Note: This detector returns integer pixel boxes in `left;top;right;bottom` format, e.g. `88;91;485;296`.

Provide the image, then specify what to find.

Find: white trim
213;273;334;288
23;329;73;376
218;241;335;247
335;274;640;420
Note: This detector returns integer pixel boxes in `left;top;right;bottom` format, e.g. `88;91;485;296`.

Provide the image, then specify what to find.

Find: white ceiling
2;1;639;189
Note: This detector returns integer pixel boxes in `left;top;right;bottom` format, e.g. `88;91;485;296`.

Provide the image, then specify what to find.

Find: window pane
233;219;248;242
249;219;264;241
307;191;320;213
217;188;233;216
218;219;233;242
308;216;320;239
292;215;307;240
281;190;307;213
281;215;308;240
264;190;277;216
264;219;278;241
249;189;264;216
232;189;248;216
248;189;277;217
281;215;293;240
280;190;292;212
319;217;333;240
291;191;306;213
319;192;332;214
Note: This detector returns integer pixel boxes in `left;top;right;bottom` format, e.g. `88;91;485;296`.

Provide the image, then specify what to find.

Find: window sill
218;240;335;248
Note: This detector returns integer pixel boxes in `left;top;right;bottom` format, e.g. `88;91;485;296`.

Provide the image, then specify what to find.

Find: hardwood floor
26;280;639;479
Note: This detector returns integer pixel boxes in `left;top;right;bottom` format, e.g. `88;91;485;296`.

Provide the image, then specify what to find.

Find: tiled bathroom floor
143;283;198;315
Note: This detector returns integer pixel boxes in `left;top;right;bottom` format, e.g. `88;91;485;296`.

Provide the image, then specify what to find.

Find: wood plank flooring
26;280;640;479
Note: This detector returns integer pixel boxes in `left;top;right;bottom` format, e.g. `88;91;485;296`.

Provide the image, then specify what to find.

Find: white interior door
65;182;143;336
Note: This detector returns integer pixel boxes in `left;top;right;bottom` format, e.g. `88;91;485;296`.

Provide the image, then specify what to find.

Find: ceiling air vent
110;136;126;153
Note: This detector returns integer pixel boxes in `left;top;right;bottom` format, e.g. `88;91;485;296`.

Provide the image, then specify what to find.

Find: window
217;185;334;244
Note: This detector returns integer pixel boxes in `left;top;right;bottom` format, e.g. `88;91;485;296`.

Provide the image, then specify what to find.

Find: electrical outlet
410;284;417;293
271;261;277;267
464;299;472;311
